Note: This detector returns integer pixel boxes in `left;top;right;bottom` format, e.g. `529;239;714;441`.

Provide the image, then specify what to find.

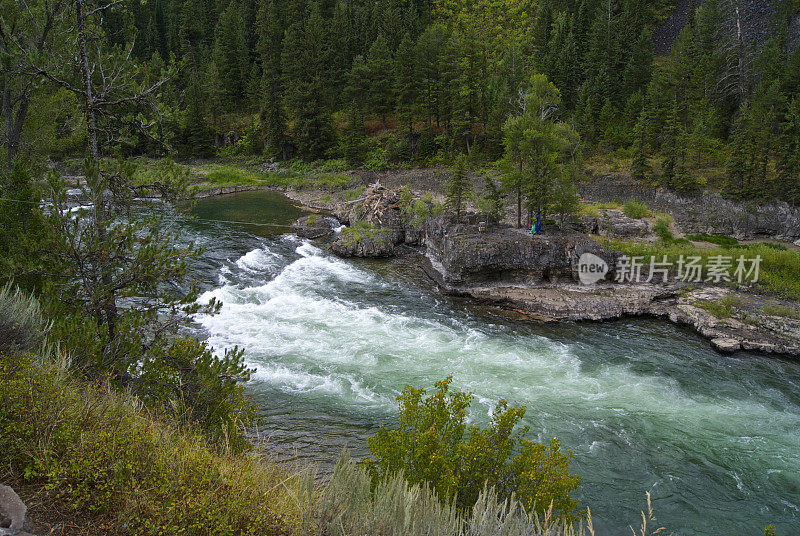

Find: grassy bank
0;351;301;535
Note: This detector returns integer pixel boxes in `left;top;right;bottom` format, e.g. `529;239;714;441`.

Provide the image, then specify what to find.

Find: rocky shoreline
287;184;800;358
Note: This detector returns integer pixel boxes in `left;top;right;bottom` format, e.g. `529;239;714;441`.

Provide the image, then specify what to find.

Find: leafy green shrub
319;158;349;172
364;147;391;171
664;173;703;194
654;218;674;242
364;378;580;519
685;233;739;247
622;200;650;219
136;338;257;452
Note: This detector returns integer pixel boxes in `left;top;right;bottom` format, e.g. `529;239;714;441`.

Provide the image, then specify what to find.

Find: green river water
183;190;800;535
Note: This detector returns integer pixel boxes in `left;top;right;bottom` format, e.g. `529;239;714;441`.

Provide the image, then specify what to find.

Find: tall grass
0;283;50;353
0;351;302;536
309;451;584;536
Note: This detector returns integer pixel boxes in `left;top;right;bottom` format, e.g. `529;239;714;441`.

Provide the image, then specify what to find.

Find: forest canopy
2;0;800;203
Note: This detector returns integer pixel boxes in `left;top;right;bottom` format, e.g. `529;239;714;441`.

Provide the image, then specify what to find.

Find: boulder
711;338;742;353
331;225;396;257
291;214;335;239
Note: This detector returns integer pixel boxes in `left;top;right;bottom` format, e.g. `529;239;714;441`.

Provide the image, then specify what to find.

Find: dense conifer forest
4;0;800;203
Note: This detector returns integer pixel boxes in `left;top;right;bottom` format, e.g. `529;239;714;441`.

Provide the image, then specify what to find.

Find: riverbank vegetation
366;377;581;519
0;353;597;536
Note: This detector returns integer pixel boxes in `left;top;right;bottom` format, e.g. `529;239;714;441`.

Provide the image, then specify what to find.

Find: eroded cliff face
581;173;800;240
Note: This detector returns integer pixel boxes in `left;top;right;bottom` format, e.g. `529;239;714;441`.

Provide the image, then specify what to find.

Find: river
180;190;799;535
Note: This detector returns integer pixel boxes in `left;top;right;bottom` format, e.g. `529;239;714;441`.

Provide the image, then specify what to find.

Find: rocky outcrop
441;281;800;356
581;209;651;238
458;283;675;322
292;214;335;239
330;225;396;257
654;0;778;56
668;287;800;355
580;173;800;240
424;217;620;287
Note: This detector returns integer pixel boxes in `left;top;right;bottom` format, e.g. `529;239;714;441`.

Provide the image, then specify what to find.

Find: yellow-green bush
364;378;581;520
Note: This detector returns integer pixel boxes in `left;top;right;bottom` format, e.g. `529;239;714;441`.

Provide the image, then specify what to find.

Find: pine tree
281;2;334;158
631;112;649;180
246;63;262;111
661;102;683;188
551;171;580;228
502;74;564;227
212;2;249;110
475;175;505;223
329;1;356;108
347;54;371;124
532;2;553;62
622;30;653;101
366;34;395;127
447;154;471;222
557;29;581;109
776;96;800;204
394;33;418;134
183;74;213;156
256;0;288;158
415;25;446;127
